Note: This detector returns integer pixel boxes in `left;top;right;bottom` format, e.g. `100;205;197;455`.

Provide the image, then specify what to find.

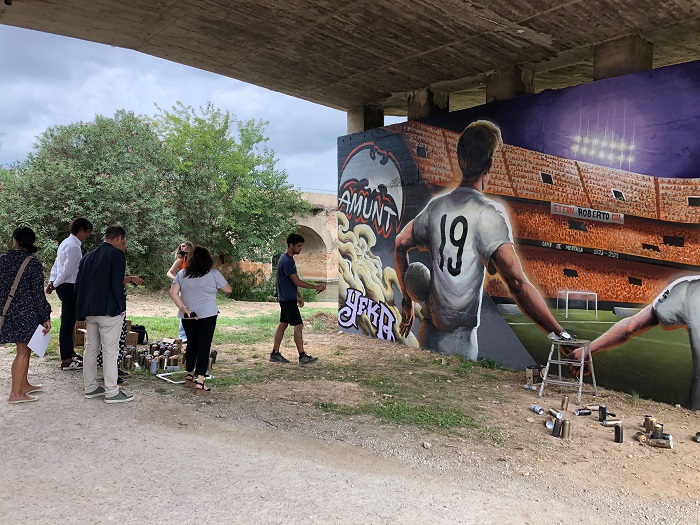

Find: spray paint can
694;432;700;443
561;395;570;412
561;419;571;439
208;357;213;372
552;417;563;438
599;404;607;422
523;384;537;391
614;424;624;443
587;404;600;411
601;419;622;427
635;431;649;443
149;357;158;375
544;417;555;430
548;408;563;419
124;355;133;371
653;424;664;439
574;408;591;416
649;437;673;449
531;404;545;415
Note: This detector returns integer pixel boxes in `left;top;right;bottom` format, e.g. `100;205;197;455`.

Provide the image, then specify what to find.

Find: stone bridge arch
293;192;337;282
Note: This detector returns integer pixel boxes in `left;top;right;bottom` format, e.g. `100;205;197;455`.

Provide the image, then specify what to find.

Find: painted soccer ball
404;262;431;303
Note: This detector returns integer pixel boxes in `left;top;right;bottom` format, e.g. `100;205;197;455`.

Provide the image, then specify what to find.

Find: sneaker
84;386;106;399
299;353;318;365
270;351;290;363
72;354;83;361
118;369;130;377
104;391;134;404
61;357;83;371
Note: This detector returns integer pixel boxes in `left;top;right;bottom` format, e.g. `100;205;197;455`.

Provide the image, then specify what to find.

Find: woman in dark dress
0;227;52;403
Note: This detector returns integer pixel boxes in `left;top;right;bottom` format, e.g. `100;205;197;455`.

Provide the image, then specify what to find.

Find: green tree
0;110;179;285
152;102;309;262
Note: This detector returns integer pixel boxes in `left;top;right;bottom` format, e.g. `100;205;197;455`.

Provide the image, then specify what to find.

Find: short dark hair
69;217;93;235
104;225;126;240
286;233;305;246
184;245;214;279
456;120;503;182
12;226;38;254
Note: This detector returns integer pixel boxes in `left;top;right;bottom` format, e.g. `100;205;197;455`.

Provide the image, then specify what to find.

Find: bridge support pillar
347;105;384;134
486;65;534;103
407;88;449;120
593;35;653;80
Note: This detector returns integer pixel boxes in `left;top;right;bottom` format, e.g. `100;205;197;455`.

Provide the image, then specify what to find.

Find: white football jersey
653;275;700;329
412;187;513;332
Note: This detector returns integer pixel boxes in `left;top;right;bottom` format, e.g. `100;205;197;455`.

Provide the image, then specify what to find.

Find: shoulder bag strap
1;256;33;319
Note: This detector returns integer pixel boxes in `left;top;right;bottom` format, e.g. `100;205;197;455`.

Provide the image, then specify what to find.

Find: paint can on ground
694;432;700;443
599;404;607;422
635;431;649;443
545;417;554;430
531;404;544;415
574;408;591;416
561;395;570;412
602;419;622;427
561;419;571;439
653;424;664;439
552;417;563;438
649;437;673;449
614;424;624;443
548;408;563;419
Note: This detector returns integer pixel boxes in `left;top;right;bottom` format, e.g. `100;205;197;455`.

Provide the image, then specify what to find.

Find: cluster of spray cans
531;395;571;439
634;415;674;449
126;341;186;375
572;402;624;442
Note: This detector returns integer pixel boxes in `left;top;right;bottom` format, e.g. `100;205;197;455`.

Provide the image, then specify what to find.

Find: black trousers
55;283;77;361
182;315;217;376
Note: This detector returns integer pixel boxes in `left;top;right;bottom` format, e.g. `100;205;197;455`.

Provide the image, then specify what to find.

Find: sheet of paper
28;324;51;357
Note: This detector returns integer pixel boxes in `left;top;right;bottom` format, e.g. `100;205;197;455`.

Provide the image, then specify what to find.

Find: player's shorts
279;300;303;326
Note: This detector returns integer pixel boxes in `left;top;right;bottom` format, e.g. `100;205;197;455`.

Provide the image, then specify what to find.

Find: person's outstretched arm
394;220;416;337
491;243;564;335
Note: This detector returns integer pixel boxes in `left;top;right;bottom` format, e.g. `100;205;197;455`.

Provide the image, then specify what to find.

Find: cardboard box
74;319;138;348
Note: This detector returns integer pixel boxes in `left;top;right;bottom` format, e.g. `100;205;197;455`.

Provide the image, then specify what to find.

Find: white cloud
0;25;393;193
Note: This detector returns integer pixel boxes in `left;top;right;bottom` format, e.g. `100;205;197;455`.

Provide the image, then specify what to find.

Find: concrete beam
347;105;384;134
486;65;534;103
593;35;653;80
407;88;449;120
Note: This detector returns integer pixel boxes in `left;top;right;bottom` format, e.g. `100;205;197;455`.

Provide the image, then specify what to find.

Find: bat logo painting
338;143;403;238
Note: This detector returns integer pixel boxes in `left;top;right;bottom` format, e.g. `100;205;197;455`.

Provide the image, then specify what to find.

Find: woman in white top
169;246;231;395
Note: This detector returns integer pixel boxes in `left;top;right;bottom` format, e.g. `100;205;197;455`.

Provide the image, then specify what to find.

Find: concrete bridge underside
2;1;700;121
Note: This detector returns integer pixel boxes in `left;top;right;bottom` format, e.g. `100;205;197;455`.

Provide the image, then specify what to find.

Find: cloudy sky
0;25;402;193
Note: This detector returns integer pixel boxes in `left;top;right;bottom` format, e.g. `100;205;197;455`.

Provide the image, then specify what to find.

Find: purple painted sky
428;60;700;179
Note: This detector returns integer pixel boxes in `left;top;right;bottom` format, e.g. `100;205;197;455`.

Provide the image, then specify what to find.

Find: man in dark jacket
75;225;133;404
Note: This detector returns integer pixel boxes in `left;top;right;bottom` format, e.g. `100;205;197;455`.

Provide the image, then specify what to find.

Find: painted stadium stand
657;177;700;223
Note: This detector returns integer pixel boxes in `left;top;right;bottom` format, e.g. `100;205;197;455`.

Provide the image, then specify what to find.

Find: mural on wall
337;60;700;407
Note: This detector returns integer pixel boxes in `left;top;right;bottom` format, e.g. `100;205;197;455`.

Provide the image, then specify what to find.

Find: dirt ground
2;294;700;524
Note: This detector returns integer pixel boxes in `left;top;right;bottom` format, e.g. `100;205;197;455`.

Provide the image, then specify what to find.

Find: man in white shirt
47;217;93;370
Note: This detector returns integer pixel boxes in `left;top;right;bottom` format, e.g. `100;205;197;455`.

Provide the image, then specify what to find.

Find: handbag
131;324;148;344
0;256;33;332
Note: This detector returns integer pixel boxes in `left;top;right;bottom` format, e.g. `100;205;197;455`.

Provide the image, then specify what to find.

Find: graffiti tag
338;178;400;238
338;288;396;341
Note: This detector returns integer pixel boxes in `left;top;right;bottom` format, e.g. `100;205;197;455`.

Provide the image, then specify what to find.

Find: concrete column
407;88;449;120
486;65;534;103
347;105;384;134
593;35;653;80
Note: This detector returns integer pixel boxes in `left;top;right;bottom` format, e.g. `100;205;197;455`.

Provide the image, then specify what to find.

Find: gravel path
2;351;699;524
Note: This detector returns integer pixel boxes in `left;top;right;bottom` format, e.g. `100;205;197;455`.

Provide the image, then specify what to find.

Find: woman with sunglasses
169;245;231;395
166;240;193;342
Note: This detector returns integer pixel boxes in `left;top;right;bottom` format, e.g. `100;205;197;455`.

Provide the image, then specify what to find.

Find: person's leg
55;283;78;361
97;315;124;398
293;324;305;355
272;323;288;351
83;316;101;394
183;319;198;375
178;319;187;342
9;343;34;402
194;316;217;379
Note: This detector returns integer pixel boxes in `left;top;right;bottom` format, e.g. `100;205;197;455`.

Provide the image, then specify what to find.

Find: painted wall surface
337;60;700;407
